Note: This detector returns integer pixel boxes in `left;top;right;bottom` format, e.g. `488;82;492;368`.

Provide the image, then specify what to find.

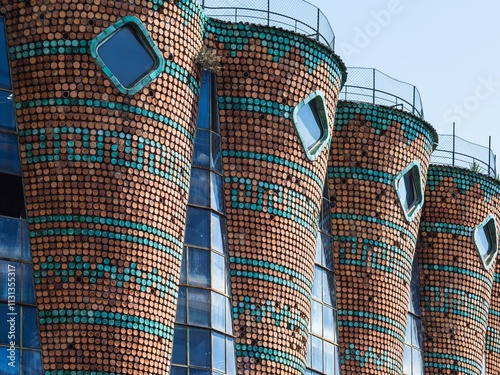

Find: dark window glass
172;325;187;365
188;288;210;327
0;173;26;219
189;168;210;208
0;91;16;131
21;350;43;375
0;132;21;175
193;130;210;168
211;173;224;212
185;207;210;248
400;171;418;211
476;221;494;257
176;286;187;324
22;263;35;304
0;347;19;374
296;98;324;149
0;217;22;260
197;72;211;129
22;307;40;348
189;327;211;367
171;367;187;375
0;260;20;302
0;17;10;90
211;133;222;172
97;25;155;89
188;247;210;287
22;221;31;261
0;304;20;345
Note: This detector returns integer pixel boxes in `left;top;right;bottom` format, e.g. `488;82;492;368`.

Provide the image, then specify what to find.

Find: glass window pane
176;286;187;324
0;18;11;90
323;305;335;341
22;222;31;261
323;271;336;307
211;133;222;173
412;316;423;348
188;288;211;327
211;213;226;253
0;304;20;346
0;217;22;260
0;91;16;131
22;264;36;304
311;336;323;372
185;207;210;248
211;253;225;293
180;248;187;284
403;345;412;375
188;248;210;287
311;300;322;336
0;347;19;374
306;335;312;367
226;337;237;375
312;267;322;300
21;350;42;375
411;284;421;316
0;132;21;175
323;341;335;375
211;292;226;332
212;332;226;372
172;325;187;365
189;168;210;208
405;315;412;344
211;173;224;212
193;130;210;167
0;173;25;219
171;366;187;375
0;260;20;302
322;234;334;270
225;296;233;334
315;233;323;264
197;72;211;129
97;25;155;88
413;348;424;375
189;327;211;367
22;307;40;348
190;370;211;375
296;99;324;149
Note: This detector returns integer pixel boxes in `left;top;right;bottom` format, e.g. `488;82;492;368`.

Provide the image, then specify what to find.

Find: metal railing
340;67;425;119
197;0;335;50
431;125;496;178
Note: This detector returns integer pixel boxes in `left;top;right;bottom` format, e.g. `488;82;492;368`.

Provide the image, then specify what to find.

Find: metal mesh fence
196;0;335;49
340;67;424;119
431;135;497;177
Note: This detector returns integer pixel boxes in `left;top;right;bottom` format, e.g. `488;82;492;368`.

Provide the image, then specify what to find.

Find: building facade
1;1;500;375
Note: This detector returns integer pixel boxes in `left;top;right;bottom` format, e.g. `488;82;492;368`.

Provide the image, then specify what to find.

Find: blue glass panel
211;133;222;173
0;132;21;175
189;327;211;367
185;207;210;248
21;222;31;261
172;325;187;365
176;286;187;324
400;171;417;211
411;257;419;285
225;297;233;334
0;304;20;345
0;217;22;260
190;370;210;375
197;72;211;129
188;288;210;327
296;99;323;149
311;300;322;335
311;336;323;371
180;249;187;284
22;307;40;348
412;316;423;348
403;345;412;374
210;173;224;213
405;315;412;344
171;366;187;375
322;234;334;270
0;91;16;131
188;248;210;287
413;347;424;375
315;234;322;264
97;26;154;88
226;337;236;375
21;349;42;375
306;335;312;367
323;271;336;307
323;305;335;342
22;264;35;304
312;267;322;300
0;260;20;302
0;347;19;374
324;341;334;375
335;346;341;374
211;292;226;332
193;130;210;168
411;283;421;316
212;332;226;372
189;168;210;208
0;18;10;90
211;253;225;293
211;213;226;253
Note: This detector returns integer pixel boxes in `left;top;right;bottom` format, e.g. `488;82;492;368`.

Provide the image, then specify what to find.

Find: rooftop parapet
197;0;335;50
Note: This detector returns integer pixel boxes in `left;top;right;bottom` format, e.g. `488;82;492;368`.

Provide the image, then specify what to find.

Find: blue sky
307;0;500;169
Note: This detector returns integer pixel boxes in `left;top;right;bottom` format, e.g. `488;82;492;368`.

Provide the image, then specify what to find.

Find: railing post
235;8;237;23
412;86;416;116
316;8;320;42
452;122;456;167
267;0;270;26
202;0;205;8
372;69;376;105
489;135;492;176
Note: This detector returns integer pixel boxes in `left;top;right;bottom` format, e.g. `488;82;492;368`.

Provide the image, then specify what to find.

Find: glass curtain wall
171;71;236;375
0;16;43;375
306;183;341;375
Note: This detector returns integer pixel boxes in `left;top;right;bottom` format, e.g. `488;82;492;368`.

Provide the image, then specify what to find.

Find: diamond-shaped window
474;215;498;270
394;161;424;222
293;91;330;161
90;16;165;95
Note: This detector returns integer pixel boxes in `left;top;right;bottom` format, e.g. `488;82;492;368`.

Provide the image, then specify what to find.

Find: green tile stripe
422;264;492;288
419;221;473;236
235;344;305;372
488;308;500;318
343;344;399;372
29;227;182;261
235;300;308;333
218;96;292;118
28;215;183;248
16;98;194;142
164;59;200;94
494;273;500;283
335;101;437;149
34;257;176;296
230;257;312;289
38;309;173;340
328;166;394;185
487;326;500;353
424;353;480;375
330;213;417;244
229;269;311;300
223;150;323;189
338;310;405;342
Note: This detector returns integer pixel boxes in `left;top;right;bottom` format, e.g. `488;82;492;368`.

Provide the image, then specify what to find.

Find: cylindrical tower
1;1;205;373
486;264;500;374
329;68;437;375
417;165;500;375
204;16;346;375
